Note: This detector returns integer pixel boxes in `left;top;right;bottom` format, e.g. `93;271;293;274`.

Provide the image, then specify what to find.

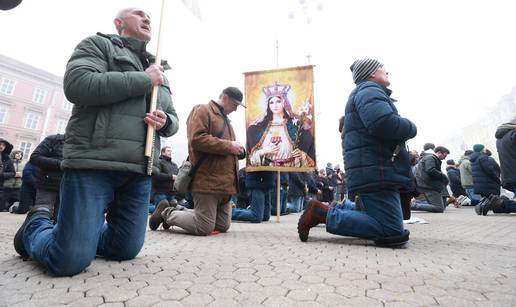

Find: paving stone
125;294;162;307
299;275;325;284
180;293;214;307
210;287;239;299
0;209;514;306
159;289;189;301
380;281;414;293
262;296;297;306
436;295;480;307
210;278;238;288
206;298;241;307
286;288;317;301
315;292;348;306
69;296;105;306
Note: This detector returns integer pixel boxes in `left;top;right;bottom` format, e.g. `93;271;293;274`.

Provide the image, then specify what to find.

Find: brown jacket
187;101;239;195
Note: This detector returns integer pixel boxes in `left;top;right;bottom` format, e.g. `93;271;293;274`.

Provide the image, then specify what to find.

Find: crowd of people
2;7;515;277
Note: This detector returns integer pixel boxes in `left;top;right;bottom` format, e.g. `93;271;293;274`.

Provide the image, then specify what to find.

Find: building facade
0;54;71;159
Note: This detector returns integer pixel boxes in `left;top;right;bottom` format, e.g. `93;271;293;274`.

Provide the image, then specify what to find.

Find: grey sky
2;0;515;166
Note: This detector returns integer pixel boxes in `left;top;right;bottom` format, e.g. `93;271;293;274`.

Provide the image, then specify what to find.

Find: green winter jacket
62;33;179;175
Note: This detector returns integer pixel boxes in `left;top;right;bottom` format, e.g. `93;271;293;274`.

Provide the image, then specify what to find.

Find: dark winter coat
495;123;516;191
305;172;318;194
62;33;179;174
0;138;14;185
446;166;465;197
288;172;305;197
152;155;179;193
245;171;275;190
21;161;39;189
414;153;448;192
317;176;332;202
30;134;65;191
471;152;501;196
342;81;417;194
3;155;24;189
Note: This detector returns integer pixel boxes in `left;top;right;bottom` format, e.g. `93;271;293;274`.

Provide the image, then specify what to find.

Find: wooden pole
144;0;167;175
276;170;281;223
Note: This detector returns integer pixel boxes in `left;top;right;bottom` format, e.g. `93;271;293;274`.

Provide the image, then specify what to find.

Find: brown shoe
298;200;329;242
149;200;171;231
161;199;178;230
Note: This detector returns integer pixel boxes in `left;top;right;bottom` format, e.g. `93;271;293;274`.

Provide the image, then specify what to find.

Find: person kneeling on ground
231;171;273;223
297;59;417;247
149;87;245;235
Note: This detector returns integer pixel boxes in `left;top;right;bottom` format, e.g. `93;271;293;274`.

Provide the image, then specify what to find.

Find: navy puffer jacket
342;81;417;193
471;152;501;196
495;124;516;191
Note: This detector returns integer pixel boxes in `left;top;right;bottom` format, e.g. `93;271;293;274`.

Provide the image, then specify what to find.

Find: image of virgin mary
247;81;315;168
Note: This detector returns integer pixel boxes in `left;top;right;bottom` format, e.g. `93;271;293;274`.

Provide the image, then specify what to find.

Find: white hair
114;7;136;34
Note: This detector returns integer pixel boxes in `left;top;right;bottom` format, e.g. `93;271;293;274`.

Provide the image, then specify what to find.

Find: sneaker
13;206;53;258
474;197;489;215
475;195;498;216
297;200;329;242
149;200;171;230
9;202;19;213
458;196;471;207
455;195;466;206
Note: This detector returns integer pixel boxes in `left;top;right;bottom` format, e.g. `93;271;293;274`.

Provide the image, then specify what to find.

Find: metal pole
276;170;281;222
276;39;279;68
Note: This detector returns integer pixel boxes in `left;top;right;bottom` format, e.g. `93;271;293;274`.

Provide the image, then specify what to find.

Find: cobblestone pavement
0;206;515;306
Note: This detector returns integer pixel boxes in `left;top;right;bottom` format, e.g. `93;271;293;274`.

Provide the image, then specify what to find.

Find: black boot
13;206;53;258
374;230;410;248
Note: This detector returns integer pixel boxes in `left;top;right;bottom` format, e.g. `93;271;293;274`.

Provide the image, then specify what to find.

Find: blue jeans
231;188;271;223
326;190;404;240
23;170;151;276
465;187;481;205
271;187;288;215
334;199;355;210
150;193;175;213
287;196;304;213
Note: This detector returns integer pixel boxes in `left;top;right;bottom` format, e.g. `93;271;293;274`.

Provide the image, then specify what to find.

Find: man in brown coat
149;87;245;235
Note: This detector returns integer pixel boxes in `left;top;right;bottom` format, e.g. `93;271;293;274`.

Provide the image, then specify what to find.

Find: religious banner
244;65;316;172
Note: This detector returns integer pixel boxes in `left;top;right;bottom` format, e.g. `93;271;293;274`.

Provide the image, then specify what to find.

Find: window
62;99;73;111
24;112;40;130
0;78;16;95
56;119;67;134
0;105;7;123
19;141;32;159
32;88;46;104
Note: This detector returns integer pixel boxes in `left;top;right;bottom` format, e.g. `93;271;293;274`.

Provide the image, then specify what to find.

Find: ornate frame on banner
244;65;316;173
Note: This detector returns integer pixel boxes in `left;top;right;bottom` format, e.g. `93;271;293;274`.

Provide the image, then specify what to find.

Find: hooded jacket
0;138;14;184
495;122;516;191
471;152;501;196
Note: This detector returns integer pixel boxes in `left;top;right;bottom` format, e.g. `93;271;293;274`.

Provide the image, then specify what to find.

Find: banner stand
276;170;281;222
